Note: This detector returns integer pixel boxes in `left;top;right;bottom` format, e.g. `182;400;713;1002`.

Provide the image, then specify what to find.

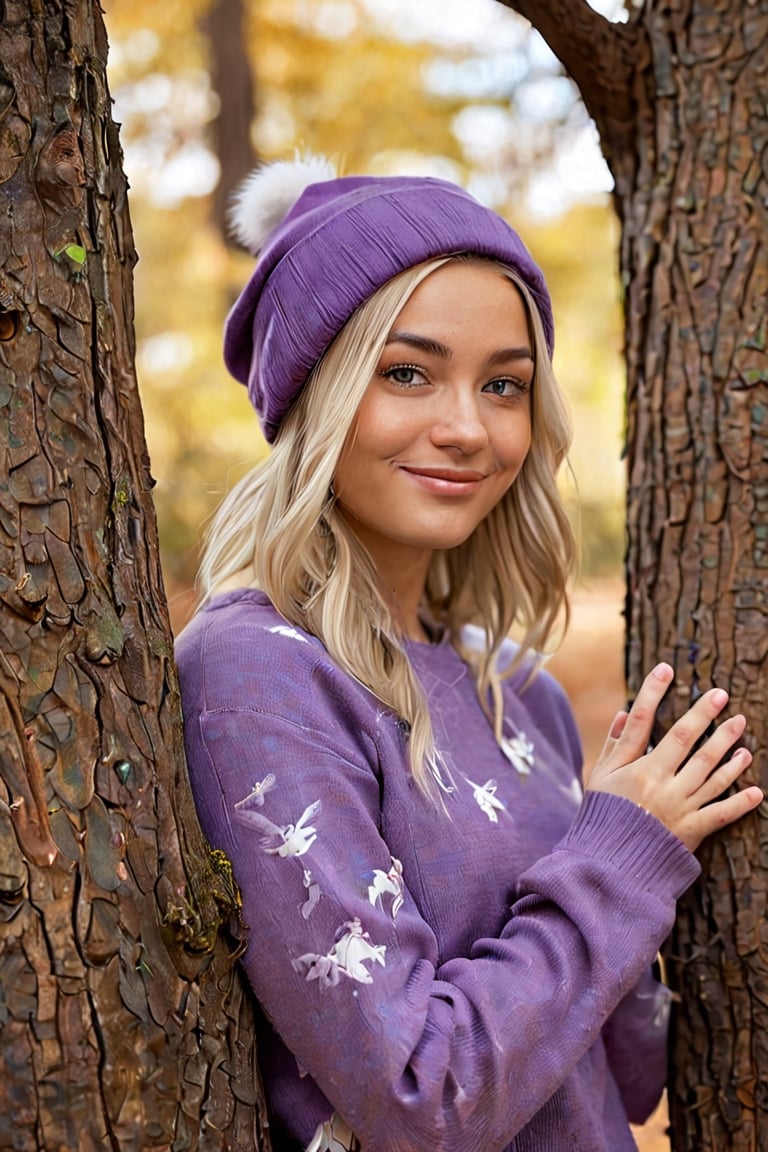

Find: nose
429;387;489;454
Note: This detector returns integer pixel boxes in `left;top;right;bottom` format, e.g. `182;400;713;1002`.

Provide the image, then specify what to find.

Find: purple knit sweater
175;589;700;1152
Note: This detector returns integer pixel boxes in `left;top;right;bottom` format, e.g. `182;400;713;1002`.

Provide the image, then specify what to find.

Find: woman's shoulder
177;587;321;659
459;624;567;705
459;624;582;772
176;588;326;703
174;588;378;724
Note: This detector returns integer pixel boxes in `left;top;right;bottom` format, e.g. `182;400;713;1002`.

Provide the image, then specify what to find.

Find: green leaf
63;243;86;265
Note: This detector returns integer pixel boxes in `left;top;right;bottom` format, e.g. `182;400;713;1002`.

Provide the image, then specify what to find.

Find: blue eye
483;378;529;398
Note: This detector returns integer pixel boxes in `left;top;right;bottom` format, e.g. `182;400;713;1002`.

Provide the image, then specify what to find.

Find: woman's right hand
585;662;763;852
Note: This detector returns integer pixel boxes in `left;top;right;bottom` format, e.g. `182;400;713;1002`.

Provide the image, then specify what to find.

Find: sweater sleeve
179;624;700;1152
518;665;671;1124
601;969;672;1124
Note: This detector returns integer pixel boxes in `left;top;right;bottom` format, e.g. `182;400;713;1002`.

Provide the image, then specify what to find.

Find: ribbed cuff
558;790;701;899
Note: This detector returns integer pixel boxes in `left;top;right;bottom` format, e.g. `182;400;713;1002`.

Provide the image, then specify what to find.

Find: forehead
390;261;530;343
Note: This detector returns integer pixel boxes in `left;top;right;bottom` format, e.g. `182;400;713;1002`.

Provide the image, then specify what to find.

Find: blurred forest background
102;0;640;770
103;0;626;612
103;0;634;774
102;2;667;1143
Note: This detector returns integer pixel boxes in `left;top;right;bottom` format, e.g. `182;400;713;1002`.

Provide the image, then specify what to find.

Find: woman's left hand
585;663;763;852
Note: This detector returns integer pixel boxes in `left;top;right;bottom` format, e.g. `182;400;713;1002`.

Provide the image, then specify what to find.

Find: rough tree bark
0;2;270;1149
497;1;768;1148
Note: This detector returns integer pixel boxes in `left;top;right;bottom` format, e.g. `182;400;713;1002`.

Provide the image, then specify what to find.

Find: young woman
175;156;762;1152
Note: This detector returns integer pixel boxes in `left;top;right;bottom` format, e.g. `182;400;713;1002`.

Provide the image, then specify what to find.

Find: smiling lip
400;466;486;495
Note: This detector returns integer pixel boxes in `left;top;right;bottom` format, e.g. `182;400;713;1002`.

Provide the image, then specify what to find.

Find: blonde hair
198;256;575;801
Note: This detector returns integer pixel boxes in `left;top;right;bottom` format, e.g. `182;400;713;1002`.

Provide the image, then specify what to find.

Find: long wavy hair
198;255;575;800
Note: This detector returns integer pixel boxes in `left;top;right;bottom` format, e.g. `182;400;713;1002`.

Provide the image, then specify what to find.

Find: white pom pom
228;153;338;253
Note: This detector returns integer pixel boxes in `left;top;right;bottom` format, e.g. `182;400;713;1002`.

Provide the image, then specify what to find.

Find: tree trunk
620;5;768;1148
0;2;269;1148
498;1;768;1148
203;0;258;242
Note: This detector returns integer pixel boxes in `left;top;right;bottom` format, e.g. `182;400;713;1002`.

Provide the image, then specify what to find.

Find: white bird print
466;778;506;822
234;798;321;857
268;624;309;643
234;773;276;809
293;917;386;988
306;1113;359;1152
300;868;322;919
501;732;535;776
367;856;404;918
330;918;387;983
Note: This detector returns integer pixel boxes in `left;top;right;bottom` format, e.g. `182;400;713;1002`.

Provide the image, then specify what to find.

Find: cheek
340;404;414;470
519;426;533;465
357;390;412;438
497;418;532;473
333;425;381;499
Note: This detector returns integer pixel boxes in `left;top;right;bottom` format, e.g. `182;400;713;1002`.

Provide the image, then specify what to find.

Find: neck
389;591;431;644
381;564;432;642
346;530;433;642
333;513;435;640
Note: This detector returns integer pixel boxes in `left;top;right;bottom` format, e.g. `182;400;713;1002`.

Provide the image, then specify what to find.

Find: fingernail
711;689;728;707
609;712;626;739
652;663;672;680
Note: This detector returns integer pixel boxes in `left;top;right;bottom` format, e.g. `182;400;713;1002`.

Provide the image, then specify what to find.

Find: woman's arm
184;690;698;1152
601;968;671;1124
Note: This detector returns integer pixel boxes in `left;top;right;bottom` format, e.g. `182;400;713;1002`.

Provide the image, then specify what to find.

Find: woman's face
334;261;534;575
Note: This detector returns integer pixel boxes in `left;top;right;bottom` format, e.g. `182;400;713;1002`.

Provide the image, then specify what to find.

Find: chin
418;529;477;551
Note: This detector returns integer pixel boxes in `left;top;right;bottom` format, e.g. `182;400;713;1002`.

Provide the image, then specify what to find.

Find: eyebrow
385;330;533;365
385;331;452;358
486;346;534;366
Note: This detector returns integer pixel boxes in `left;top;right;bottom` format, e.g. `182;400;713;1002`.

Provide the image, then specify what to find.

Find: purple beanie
224;164;554;444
